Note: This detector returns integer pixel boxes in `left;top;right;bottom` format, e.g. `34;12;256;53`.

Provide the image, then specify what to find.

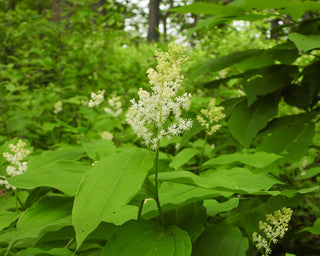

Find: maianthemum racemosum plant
126;43;192;223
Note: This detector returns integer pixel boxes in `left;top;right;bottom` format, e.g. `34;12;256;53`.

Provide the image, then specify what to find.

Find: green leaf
242;65;298;105
170;148;200;169
102;220;191;256
72;149;154;247
301;218;320;234
16;248;73;256
142;183;233;219
204;198;239;217
82;139;116;161
155;168;282;193
191;50;260;79
164;202;207;242
171;3;243;16
0;210;21;231
203;151;282;169
27;145;85;170
15;195;72;242
289;32;320;52
8;161;89;196
296;167;320;180
228;95;279;148
192;223;248;256
258;113;316;161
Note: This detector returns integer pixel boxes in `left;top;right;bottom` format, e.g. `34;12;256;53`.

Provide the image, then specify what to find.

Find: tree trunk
163;0;174;42
147;0;160;42
52;0;63;22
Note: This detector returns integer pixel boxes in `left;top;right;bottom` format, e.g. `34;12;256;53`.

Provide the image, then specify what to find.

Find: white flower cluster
101;130;114;141
88;90;105;107
196;98;225;136
104;96;123;117
2;140;31;190
53;100;63;114
126;43;192;150
252;207;293;255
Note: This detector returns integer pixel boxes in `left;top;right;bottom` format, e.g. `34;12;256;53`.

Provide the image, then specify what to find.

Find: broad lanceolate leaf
82;139;116;161
0;210;21;231
170;148;200;169
102;220;192;256
289;32;320;52
8;161;89;196
15;195;72;243
190;49;260;79
142;182;233;219
192;223;248;256
228;94;279;148
204;198;239;217
72;148;154;247
202;151;282;169
258;112;316;161
164;202;207;243
301;218;320;235
154;168;282;193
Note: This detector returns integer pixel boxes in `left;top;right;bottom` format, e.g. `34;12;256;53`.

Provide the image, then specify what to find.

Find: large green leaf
204;198;239;217
164;202;207;242
258;113;316;161
8;160;89;196
15;195;72;243
202;151;282;169
142;182;233;219
301;218;320;235
192;223;248;256
242;65;298;105
72;148;154;247
190;49;260;79
154;168;282;193
102;220;191;256
16;248;73;256
171;3;243;16
289;32;320;52
170;148;200;170
27;145;85;170
228;95;279;148
0;210;21;231
82;139;116;161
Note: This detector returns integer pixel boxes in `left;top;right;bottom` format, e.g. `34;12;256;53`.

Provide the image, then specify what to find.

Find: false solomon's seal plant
126;43;192;223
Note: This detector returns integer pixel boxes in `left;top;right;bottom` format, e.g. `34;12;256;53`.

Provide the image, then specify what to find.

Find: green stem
137;199;144;220
14;190;25;211
64;238;74;249
154;146;165;226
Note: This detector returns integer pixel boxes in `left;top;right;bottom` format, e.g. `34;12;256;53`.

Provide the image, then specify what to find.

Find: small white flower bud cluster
101;130;114;141
53;100;63;114
2;140;31;190
196;98;225;136
252;207;293;255
104;96;123;117
88;90;105;107
126;43;192;150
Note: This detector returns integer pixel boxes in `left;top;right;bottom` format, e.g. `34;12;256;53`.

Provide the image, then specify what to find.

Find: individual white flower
53;100;63;114
104;96;123;117
252;207;293;255
101;130;114;141
88;90;105;107
126;43;192;150
0;176;15;190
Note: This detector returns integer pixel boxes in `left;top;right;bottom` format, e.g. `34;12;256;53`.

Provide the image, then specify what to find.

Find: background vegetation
0;0;320;255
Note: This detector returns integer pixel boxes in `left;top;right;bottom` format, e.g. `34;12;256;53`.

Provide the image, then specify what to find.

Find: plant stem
154;146;165;226
14;190;25;211
64;238;74;249
137;199;144;220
